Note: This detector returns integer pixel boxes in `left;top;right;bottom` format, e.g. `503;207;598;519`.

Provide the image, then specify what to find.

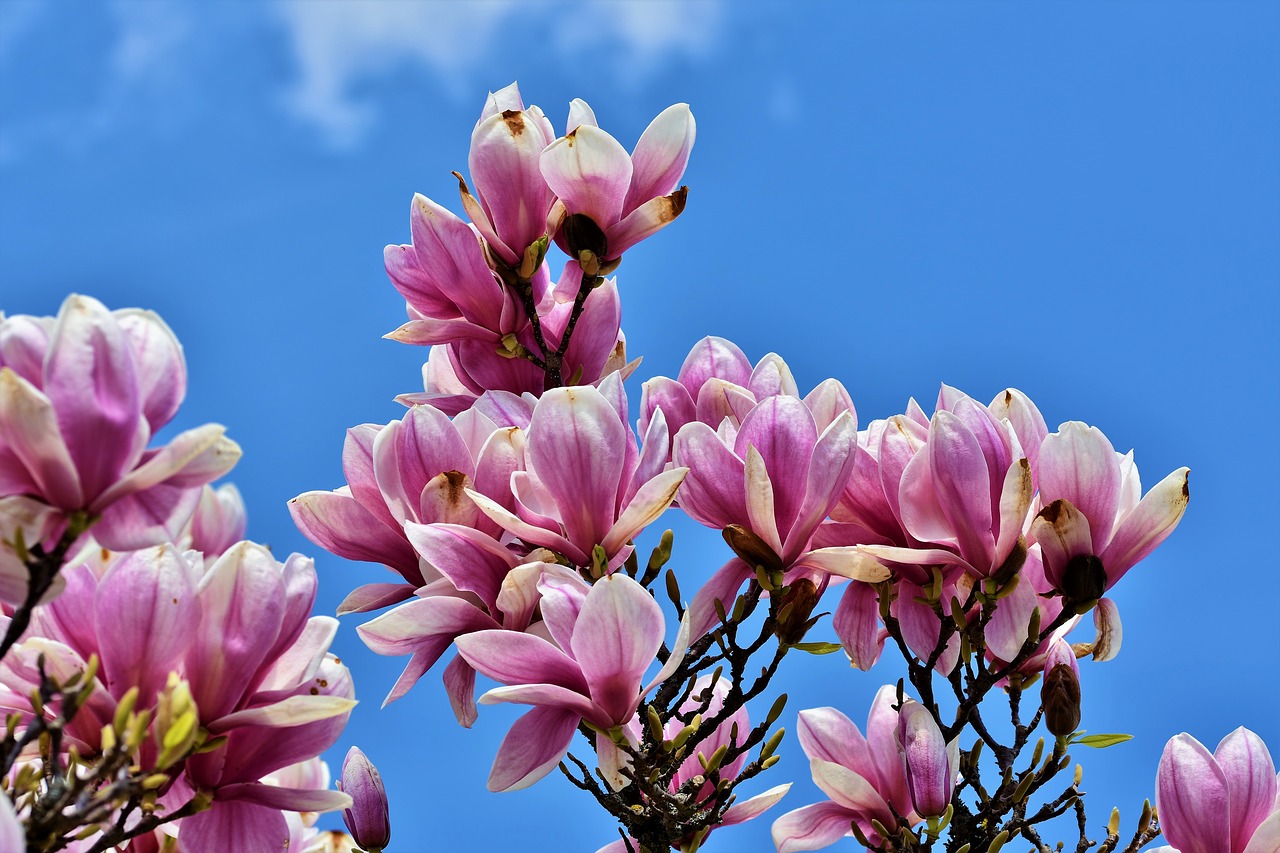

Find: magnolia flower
183;482;247;560
458;82;558;270
640;336;804;442
0;295;240;553
465;377;686;570
291;399;526;605
455;572;689;792
1;543;355;853
1031;421;1189;603
542;100;695;271
1155;728;1279;853
771;687;920;851
671;375;888;638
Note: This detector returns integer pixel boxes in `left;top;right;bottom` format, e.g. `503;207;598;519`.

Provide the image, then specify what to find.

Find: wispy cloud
274;0;726;147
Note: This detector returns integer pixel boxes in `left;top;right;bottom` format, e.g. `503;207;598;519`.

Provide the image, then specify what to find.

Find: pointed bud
341;746;391;852
1042;662;1082;737
896;700;957;818
774;579;821;645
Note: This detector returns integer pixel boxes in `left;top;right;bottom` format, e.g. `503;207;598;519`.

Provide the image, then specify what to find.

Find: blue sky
2;1;1278;849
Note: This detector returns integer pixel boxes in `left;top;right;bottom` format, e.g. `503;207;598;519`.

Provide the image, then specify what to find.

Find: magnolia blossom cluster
3;82;1262;852
0;298;385;851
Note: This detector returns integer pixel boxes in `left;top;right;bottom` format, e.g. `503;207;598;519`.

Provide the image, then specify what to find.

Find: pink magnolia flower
1155;728;1279;853
182;482;247;560
0;542;355;853
290;399;526;606
0;295;240;553
640;336;803;443
1031;421;1190;603
669;373;887;637
850;386;1035;583
595;674;790;853
465;376;687;571
457;82;558;270
771;687;921;851
455;572;689;792
542;100;695;270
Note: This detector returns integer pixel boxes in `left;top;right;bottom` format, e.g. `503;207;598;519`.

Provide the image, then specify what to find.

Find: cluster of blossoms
1;83;1271;852
0;297;388;851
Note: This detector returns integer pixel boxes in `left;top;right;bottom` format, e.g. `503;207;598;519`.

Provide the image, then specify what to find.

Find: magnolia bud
774;579;821;645
1042;663;1082;737
341;747;391;852
721;524;783;574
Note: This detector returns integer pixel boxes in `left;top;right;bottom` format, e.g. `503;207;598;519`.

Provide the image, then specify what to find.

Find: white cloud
274;0;726;147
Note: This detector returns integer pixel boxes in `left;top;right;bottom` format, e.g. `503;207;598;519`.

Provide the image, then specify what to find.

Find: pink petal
336;582;416;615
624;103;695;213
526;386;628;551
178;800;290;853
721;782;790;826
833;582;884;671
95;544;199;705
782;411;859;560
540;125;633;228
1158;733;1232;853
487;705;580;792
687;558;752;639
43;294;141;500
808;758;894;824
456;629;589;694
1038;422;1122;551
601;467;686;556
771;800;857;853
0;368;83;507
798;707;875;776
358;596;497;658
570;574;663;724
443;653;478;728
92;480;204;551
605;188;688;257
1214;728;1277;850
1100;467;1190;582
112;308;186;432
678;336;752;395
928;411;995;569
289;490;420;581
469;109;554;261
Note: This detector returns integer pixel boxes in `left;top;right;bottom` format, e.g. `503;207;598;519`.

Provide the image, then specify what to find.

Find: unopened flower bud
721;524;783;574
896;700;958;818
341;746;391;852
1042;662;1082;737
774;579;821;645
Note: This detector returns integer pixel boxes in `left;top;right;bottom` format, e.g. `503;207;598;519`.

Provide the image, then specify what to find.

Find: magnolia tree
0;83;1275;853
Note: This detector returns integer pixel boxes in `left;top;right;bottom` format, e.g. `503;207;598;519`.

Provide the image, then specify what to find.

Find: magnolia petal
1100;467;1190;581
1215;728;1278;851
179;800;290;853
289;491;419;578
797;707;874;776
808;758;894;824
928;411;995;570
570;574;664;724
722;782;790;826
1157;733;1232;853
605;187;688;258
488;705;580;792
219;782;351;814
771;800;857;853
792;546;892;584
540;125;633;228
1038;422;1122;550
671;422;748;532
833;582;884;671
336;582;415;615
600;467;687;557
443;653;479;728
1242;812;1280;853
0;367;83;507
1092;597;1123;661
212;695;358;732
624;103;695;212
43;294;141;500
456;629;589;694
